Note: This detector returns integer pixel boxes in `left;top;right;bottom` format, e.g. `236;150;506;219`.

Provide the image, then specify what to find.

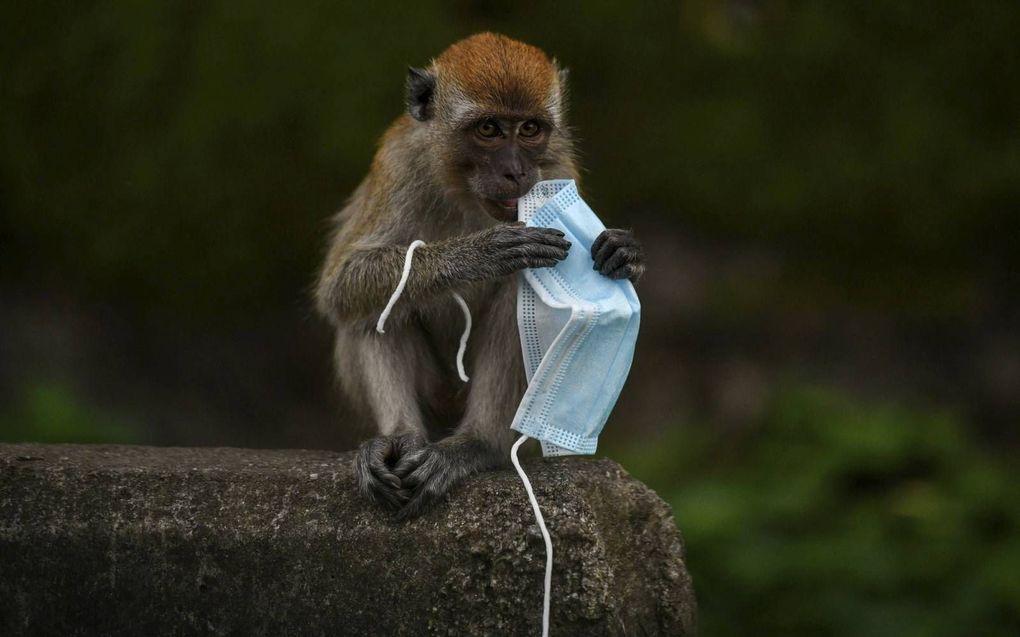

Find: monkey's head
406;33;570;223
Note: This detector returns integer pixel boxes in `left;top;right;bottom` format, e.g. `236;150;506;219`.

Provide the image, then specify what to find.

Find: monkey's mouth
484;197;519;222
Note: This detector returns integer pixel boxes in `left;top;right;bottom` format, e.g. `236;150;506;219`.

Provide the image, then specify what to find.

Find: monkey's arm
316;223;571;323
591;228;645;282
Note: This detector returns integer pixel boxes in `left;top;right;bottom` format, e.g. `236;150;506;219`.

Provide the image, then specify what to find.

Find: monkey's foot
353;433;426;509
392;437;501;521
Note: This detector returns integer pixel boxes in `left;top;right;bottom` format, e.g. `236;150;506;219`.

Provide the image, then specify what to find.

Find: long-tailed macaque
315;33;645;518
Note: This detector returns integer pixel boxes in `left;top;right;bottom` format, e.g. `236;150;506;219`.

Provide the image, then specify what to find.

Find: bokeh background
2;1;1018;634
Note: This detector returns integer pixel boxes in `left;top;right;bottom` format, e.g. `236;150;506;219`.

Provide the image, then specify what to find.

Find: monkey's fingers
501;256;563;273
591;230;610;258
359;474;410;509
390;432;428;478
593;240;615;268
491;245;568;276
496;225;569;249
391;447;427;479
394;472;450;521
353;448;408;510
605;262;646;281
526;258;565;270
398;449;438;490
505;243;570;261
395;448;465;520
521;227;571;249
593;229;639;265
593;230;636;268
599;246;640;276
357;437;403;489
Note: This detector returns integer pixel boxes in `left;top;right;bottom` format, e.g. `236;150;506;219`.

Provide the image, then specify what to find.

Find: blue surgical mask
375;179;641;634
511;179;641;457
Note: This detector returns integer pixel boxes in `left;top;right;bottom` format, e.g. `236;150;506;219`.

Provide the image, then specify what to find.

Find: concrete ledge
0;443;695;636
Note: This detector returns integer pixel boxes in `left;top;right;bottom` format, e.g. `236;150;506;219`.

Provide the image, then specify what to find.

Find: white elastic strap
376;240;471;383
511;434;552;637
451;291;471;382
376;239;426;334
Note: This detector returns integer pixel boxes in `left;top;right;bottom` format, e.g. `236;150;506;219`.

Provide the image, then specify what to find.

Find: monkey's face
458;116;551;222
406;34;568;221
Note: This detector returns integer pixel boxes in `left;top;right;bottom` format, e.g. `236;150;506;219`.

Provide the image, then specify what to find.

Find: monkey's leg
394;283;525;519
343;328;431;510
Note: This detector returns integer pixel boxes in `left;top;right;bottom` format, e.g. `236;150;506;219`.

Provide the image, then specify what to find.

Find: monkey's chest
414;297;486;378
417;313;467;373
414;308;472;432
414;283;513;422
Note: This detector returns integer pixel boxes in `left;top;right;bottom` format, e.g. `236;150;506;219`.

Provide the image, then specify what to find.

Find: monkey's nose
502;171;526;184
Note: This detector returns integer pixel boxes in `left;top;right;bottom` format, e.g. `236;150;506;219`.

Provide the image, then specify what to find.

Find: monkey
315;33;645;519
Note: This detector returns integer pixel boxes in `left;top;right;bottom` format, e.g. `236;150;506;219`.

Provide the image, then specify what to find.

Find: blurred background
2;1;1018;634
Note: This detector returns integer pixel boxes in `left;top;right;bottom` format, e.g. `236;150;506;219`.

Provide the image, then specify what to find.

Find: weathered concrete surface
0;443;695;636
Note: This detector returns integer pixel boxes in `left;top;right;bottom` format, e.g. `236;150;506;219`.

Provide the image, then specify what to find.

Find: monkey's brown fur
315;33;643;518
437;33;557;112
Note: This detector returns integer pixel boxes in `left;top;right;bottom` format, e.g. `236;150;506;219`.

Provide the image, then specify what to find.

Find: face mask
375;179;640;637
511;179;642;457
506;179;640;636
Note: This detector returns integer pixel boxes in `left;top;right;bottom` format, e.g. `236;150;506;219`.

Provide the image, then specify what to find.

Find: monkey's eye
476;119;500;138
519;120;541;138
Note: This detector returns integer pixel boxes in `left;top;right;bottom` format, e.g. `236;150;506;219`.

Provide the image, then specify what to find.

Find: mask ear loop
511;434;553;637
450;291;472;382
376;240;470;382
380;243;552;631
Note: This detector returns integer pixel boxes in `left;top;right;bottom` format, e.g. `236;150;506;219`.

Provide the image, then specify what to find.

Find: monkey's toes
394;479;449;520
393;448;462;520
353;437;412;510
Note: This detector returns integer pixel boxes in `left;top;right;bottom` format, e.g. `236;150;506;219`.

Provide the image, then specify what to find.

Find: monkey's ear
550;61;570;122
552;58;570;92
406;66;437;121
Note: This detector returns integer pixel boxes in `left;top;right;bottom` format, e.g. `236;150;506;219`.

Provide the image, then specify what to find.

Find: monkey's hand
390;435;502;520
591;228;645;282
353;432;427;510
463;223;571;279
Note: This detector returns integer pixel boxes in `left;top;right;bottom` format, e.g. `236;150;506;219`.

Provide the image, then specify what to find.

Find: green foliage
2;4;1017;629
0;382;140;444
2;2;1018;319
615;386;1020;636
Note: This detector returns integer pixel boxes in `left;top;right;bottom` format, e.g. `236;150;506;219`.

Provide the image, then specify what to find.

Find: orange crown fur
433;33;561;118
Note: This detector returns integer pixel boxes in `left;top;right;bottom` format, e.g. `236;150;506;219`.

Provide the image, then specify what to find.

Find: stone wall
0;443;695;636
